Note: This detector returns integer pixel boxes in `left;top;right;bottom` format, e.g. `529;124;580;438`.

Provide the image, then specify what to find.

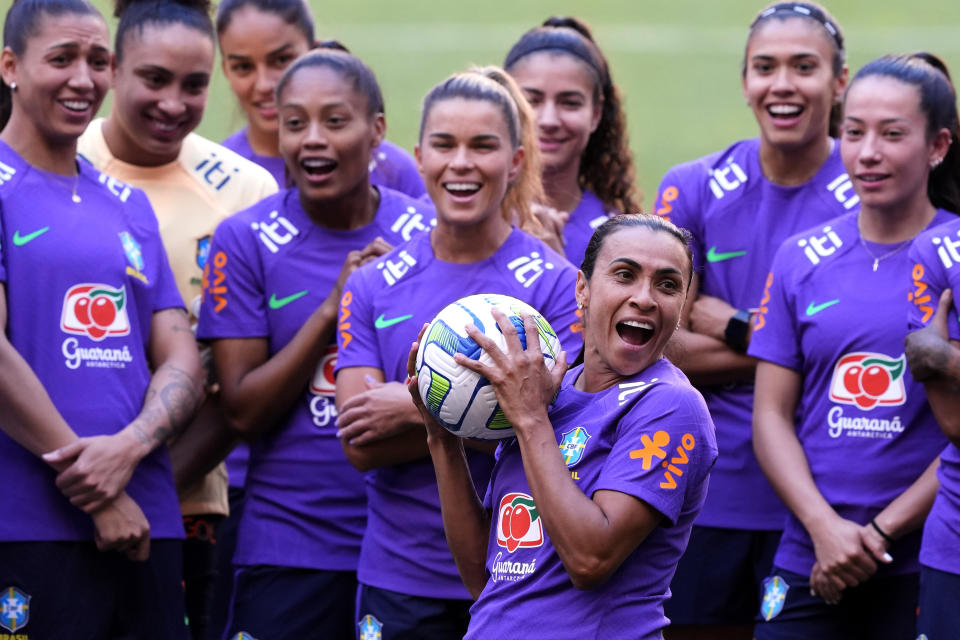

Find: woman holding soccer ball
749;53;960;638
405;213;717;640
334;67;582;638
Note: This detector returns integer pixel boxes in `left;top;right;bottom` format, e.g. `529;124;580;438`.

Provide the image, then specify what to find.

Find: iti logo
251;210;300;253
390;206;436;242
196;235;211;270
507;252;555;288
708;156;748;199
358;614;383;640
798;225;843;265
761;575;789;621
0;586;29;633
377;249;417;286
119;231;144;272
829;352;907;410
61;284;131;341
559;426;591;467
310;345;338;397
497;492;544;552
0;159;17;187
826;173;860;210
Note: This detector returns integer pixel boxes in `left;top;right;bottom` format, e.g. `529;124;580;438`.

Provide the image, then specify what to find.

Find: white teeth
153;122;177;132
445;183;480;192
769;104;802;115
62;100;90;111
302;158;334;168
622;320;653;330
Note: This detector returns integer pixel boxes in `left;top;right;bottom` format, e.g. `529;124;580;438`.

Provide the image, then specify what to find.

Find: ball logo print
828;352;907;410
60;284;131;341
310;344;338;397
497;492;544;552
415;294;562;440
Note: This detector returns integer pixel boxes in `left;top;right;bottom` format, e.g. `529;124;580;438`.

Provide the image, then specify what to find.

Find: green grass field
3;0;960;201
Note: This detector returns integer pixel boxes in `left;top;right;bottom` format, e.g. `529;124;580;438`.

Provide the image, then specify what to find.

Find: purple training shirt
0;140;184;541
749;210;952;576
196;186;435;570
655;138;859;530
465;359;717;640
335;227;582;599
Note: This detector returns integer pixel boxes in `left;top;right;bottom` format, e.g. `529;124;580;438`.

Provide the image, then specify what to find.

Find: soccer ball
415;293;563;440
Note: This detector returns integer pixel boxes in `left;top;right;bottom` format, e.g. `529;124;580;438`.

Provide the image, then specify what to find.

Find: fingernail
883;552;893;562
810;589;816;597
365;374;376;383
335;430;344;438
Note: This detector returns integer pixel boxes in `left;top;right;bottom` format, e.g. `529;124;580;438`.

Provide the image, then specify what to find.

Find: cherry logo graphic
61;284;131;341
310;345;338;397
496;492;544;552
829;352;906;410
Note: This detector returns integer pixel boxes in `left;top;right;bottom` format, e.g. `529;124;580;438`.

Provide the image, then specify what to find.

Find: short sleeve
653;166;703;273
126;190;183;313
907;235;958;340
334;266;382;372
536;261;582;356
748;244;802;371
594;387;715;525
196;219;268;340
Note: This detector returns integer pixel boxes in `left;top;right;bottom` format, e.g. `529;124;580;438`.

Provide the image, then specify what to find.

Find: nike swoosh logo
12;226;50;246
706;246;747;262
375;313;413;329
268;290;309;310
805;299;840;316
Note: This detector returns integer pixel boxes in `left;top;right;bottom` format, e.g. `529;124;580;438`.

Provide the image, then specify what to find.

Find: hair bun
541;15;595;42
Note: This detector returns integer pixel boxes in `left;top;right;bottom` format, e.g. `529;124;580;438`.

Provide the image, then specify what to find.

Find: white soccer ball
416;293;563;440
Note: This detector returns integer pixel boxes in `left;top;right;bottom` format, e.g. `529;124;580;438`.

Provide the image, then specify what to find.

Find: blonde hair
419;65;544;227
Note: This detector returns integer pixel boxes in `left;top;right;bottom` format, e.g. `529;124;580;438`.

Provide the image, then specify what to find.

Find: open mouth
301;157;337;177
61;99;92;113
767;104;803;120
443;182;481;196
617;320;654;346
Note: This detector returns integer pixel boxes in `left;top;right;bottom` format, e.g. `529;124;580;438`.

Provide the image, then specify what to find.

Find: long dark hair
113;0;214;63
505;16;639;214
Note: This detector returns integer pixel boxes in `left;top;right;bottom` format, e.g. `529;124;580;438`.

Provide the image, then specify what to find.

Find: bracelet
870;518;895;545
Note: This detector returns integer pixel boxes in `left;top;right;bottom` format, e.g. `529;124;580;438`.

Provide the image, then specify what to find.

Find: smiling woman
74;1;278;637
407;214;716;640
0;0;203;637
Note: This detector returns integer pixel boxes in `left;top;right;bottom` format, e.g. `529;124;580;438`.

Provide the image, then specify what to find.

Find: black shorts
356;583;470;640
754;567;918;640
225;565;356;640
917;565;960;640
665;525;781;626
0;539;187;640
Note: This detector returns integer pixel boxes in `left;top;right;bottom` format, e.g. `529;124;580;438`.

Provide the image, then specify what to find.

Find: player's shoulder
354;226;435;293
374;186;437;241
0;139;31;195
179;133;279;202
495;227;579;289
776;211;858;279
655;139;757;220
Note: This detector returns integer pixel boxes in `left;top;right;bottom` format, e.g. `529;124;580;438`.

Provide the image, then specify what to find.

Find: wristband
870;518;895;545
724;309;752;353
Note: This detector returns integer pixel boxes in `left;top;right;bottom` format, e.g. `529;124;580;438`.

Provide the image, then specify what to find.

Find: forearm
874;457;941;539
426;434;491;598
753;407;835;533
923;375;960;445
221;300;337;436
667;329;757;386
169;393;238;493
341;427;429;472
0;339;78;466
121;360;204;459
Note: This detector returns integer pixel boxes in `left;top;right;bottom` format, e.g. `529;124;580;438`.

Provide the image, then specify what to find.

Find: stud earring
931;157;944;169
576;300;583;310
8;81;15;92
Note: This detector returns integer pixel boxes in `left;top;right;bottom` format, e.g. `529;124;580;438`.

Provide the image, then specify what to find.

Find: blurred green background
3;0;960;202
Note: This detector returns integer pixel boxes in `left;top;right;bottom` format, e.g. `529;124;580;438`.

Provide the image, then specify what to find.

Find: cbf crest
559;426;591;467
761;575;789;621
1;586;30;633
358;614;383;640
196;235;211;270
119;231;144;272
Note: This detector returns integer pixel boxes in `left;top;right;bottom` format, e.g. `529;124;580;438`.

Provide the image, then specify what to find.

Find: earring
576;300;583;310
931;157;944;169
8;81;15;92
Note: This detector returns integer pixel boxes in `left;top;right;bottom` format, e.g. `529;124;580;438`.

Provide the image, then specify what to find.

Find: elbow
563;554;614;591
341;442;375;472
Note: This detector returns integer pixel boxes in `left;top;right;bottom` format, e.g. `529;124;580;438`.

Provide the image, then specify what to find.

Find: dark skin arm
168;392;238;493
214;239;390;439
667;274;756;386
906;289;960;446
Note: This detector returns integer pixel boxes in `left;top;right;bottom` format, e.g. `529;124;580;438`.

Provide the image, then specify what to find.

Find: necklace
71;165;81;203
856;215;914;272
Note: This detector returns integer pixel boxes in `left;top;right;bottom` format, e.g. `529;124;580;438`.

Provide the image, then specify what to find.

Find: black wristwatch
724;309;752;353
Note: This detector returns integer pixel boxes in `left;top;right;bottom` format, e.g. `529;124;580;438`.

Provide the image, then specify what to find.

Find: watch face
725;311;751;352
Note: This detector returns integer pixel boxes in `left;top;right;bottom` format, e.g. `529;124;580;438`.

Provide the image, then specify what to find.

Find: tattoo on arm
132;364;203;447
